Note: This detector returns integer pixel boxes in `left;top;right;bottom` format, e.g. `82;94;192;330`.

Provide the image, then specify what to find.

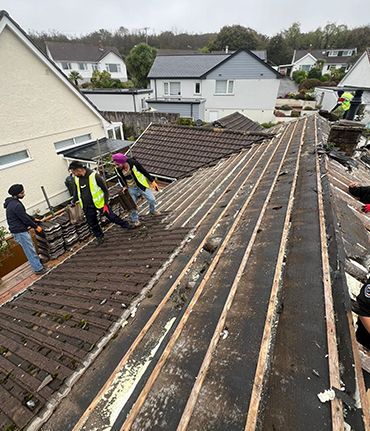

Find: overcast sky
1;0;368;36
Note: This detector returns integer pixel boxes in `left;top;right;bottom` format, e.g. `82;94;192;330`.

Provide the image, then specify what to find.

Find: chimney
225;45;229;54
328;120;364;156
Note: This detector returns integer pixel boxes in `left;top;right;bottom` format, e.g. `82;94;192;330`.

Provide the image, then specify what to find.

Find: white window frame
163;81;181;96
194;82;201;95
78;63;87;70
61;62;72;70
92;63;99;71
0;149;31;170
328;50;338;57
106;63;121;73
54;134;92;153
215;79;234;95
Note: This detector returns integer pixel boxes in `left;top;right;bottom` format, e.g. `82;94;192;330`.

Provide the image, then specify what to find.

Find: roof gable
0;10;108;126
46;41;122;62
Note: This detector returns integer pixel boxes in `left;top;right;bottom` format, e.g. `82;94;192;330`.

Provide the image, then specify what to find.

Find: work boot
95;236;105;246
35;267;47;275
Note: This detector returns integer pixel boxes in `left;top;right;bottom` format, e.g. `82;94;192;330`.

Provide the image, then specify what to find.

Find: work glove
103;204;110;214
151;181;160;192
363;204;370;213
36;226;43;233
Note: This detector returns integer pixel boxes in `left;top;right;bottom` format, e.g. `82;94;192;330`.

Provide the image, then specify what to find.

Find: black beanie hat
8;184;24;196
68;161;85;170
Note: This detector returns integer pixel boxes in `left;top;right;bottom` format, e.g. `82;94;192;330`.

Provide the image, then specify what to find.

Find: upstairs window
92;64;99;71
106;63;121;73
163;82;181;96
61;62;72;70
215;80;234;94
54;133;92;152
78;63;87;70
0;150;31;169
195;82;201;94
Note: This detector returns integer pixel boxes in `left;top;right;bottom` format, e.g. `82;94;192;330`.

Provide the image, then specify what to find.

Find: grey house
147;49;280;123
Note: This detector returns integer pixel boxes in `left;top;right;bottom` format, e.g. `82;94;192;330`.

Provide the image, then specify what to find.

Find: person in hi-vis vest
69;161;131;246
112;153;159;227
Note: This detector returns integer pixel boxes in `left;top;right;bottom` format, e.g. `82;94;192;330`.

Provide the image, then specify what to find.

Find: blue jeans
128;186;157;222
13;231;43;273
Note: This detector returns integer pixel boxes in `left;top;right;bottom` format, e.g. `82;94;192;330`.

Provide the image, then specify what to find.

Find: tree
69;71;83;86
208;25;266;51
126;43;157;88
90;70;121;88
267;34;291;65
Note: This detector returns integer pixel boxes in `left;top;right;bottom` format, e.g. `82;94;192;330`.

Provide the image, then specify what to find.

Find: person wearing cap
353;279;370;351
69;161;131;245
3;184;46;275
112;153;159;227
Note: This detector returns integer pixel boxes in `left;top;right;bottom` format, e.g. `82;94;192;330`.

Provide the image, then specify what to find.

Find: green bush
279;104;292;111
177;118;193;126
261;121;277;128
291;110;301;117
304;93;315;101
308;68;322;80
303;106;314;110
321;74;331;82
292;70;308;84
299;78;323;91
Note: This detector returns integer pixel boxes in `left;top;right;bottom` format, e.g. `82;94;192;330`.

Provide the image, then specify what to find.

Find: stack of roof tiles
131;124;265;179
36;221;65;261
53;213;79;250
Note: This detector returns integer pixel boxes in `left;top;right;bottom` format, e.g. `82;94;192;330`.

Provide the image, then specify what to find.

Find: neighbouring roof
212;112;265;132
146;97;206;104
46;41;122;62
129;123;267;178
0;115;369;430
82;88;152;95
61;138;132;161
148;49;274;79
294;49;357;64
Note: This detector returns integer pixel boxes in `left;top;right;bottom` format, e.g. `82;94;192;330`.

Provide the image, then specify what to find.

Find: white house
147;49;281;123
279;48;357;77
0;10;121;227
82;88;153;112
46;41;128;83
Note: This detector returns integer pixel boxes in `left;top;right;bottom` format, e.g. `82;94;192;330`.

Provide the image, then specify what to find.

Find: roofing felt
46;41;122;62
212;111;265;132
0;115;369;430
61;138;132;161
129;123;265;179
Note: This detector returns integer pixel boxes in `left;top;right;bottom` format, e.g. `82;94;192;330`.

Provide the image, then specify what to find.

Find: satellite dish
195;119;203;127
160;117;168;124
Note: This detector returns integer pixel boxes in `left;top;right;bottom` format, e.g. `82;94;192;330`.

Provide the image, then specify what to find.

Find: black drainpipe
345;89;363;120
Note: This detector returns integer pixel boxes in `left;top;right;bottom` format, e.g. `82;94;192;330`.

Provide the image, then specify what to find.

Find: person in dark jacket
69;161;131;245
349;183;370;212
353;278;370;351
4;184;46;274
112;153;159;227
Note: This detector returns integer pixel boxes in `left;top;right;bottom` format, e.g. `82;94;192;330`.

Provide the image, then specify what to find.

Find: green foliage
68;70;83;86
176;117;193;126
267;34;291;65
279;104;292;110
208;25;267;51
198;46;210;53
307;67;322;79
330;68;346;83
321;73;331;82
90;70;122;88
292;70;308;84
0;227;10;265
291;110;301;117
299;78;323;91
126;43;157;88
303;106;314;110
261;121;277;128
120;79;135;89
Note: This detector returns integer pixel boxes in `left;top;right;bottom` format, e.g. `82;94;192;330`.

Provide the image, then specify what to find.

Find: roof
0;115;369;430
82;88;152;95
294;49;357;64
212;112;265;132
61;138;132;161
129;123;266;178
148;49;276;79
146;97;206;104
0;10;109;126
45;41;122;62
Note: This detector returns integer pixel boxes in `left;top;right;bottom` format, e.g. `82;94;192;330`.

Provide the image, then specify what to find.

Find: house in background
82;88;153;113
146;49;280;123
0;10;120;227
279;48;357;77
46;41;128;83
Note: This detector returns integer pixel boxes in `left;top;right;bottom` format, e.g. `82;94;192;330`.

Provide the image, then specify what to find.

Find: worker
64;171;76;197
112;153;159;227
353;278;370;352
332;90;354;118
3;184;46;275
69;161;131;245
348;182;370;213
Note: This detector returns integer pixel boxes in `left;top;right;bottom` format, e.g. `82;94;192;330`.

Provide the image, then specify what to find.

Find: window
342;50;352;57
300;65;311;72
328;50;338;57
78;63;87;70
163;82;181;96
0;150;30;169
54;133;92;152
61;62;72;70
215;80;234;94
195;82;201;94
106;63;121;73
92;64;99;71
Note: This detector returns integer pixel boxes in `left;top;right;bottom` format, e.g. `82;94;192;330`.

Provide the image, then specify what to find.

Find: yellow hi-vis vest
340;92;354;111
74;172;105;209
132;165;150;189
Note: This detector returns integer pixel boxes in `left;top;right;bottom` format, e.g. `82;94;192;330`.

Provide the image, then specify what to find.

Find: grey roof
82;88;152;95
61;138;132;161
46;41;122;62
213;112;265;132
294;49;356;64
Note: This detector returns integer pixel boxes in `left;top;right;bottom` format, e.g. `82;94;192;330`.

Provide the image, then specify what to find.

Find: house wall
322;63;349;74
314;88;338;111
84;92;150;112
340;53;370;88
98;52;127;82
291;55;317;75
148;102;196;119
0;26;106;227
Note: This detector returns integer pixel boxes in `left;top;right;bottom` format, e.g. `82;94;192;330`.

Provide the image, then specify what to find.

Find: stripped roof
129;123;266;178
46;41;122;62
212;111;265;132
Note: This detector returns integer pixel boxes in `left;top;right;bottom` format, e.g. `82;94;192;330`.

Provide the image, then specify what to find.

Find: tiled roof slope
46;41;122;62
213;111;265;132
294;49;356;64
129;123;265;179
